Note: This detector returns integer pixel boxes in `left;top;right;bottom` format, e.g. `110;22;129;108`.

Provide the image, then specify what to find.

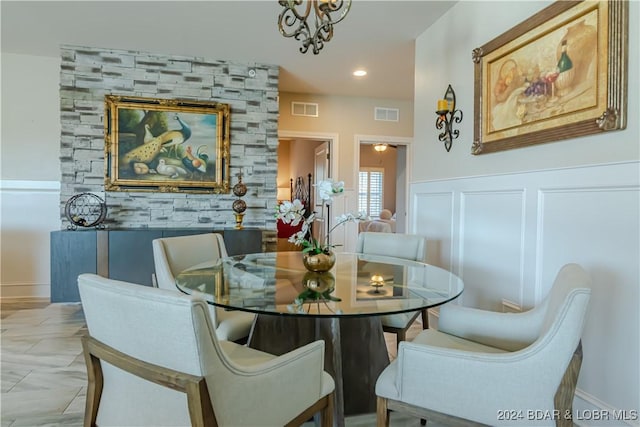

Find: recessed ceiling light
353;69;367;77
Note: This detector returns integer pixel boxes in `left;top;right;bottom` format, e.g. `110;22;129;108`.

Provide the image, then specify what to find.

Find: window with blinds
359;168;384;218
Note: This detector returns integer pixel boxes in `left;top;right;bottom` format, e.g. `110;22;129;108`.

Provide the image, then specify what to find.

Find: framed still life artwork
472;0;628;154
104;95;230;193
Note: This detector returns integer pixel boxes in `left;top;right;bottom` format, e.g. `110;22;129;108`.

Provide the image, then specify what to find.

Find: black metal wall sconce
435;84;463;152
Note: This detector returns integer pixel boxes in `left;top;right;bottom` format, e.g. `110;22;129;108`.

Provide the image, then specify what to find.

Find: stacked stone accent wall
59;45;279;234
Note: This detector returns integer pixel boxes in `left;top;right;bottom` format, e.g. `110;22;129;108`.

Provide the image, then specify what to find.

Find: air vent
291;102;319;117
374;107;399;122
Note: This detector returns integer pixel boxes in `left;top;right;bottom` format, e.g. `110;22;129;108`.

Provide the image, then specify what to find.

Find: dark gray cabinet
50;230;99;302
50;228;263;302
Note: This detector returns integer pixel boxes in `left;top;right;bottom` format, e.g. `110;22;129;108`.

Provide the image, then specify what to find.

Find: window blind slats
358;168;384;218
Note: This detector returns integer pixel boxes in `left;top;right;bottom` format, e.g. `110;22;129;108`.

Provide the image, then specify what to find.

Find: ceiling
1;1;455;100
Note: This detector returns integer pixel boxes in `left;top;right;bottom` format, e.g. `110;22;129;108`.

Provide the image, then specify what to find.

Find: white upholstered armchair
356;232;429;345
79;273;335;427
376;263;592;426
152;233;254;342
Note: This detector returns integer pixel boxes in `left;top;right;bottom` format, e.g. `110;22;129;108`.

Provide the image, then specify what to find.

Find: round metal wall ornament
64;193;107;230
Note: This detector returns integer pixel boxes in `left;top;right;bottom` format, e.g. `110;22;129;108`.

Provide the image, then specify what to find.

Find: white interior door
313;142;330;243
395;145;407;233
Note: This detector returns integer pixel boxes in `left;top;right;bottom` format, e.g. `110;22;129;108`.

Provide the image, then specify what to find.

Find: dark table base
247;315;390;426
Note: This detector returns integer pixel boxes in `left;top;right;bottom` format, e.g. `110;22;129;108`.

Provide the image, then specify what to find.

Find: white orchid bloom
316;180;334;202
288;230;307;245
276;179;360;254
331;180;345;194
315;179;345;204
277;199;306;224
335;211;368;225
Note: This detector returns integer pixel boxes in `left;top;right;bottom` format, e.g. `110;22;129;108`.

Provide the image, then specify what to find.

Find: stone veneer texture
59;45;279;232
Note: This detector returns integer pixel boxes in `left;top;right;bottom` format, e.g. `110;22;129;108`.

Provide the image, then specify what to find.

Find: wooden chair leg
321;393;334;427
185;379;218;427
421;309;429;329
555;341;583;427
396;330;407;350
82;336;103;427
377;396;390;427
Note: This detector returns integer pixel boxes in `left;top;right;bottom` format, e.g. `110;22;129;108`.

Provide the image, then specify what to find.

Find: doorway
355;135;412;235
277;130;340;246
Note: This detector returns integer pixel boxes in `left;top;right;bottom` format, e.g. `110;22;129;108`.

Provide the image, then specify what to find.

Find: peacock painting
105;95;230;194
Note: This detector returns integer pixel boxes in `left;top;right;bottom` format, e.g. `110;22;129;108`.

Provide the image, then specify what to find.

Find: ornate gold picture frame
104;95;230;193
472;0;628;155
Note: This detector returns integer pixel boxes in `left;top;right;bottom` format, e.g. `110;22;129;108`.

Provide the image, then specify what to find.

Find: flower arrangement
276;179;368;255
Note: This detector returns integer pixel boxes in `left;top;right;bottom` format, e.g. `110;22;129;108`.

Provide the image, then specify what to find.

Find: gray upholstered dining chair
79;273;335;427
356;232;428;346
152;233;254;342
376;263;591;427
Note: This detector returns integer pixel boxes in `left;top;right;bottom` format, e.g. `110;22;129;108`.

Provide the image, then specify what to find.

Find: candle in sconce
437;99;448;112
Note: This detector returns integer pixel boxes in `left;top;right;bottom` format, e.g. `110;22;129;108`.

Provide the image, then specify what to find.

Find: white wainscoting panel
538;186;640;417
409;161;639;426
411;191;454;270
459;190;526;310
0;180;60;300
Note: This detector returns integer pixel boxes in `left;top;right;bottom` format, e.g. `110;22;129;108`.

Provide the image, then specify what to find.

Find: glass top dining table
175;251;464;317
175;251;464;426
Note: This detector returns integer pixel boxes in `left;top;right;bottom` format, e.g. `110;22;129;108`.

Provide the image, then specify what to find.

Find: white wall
1;53;61;180
412;1;639;424
413;1;639;180
278;92;414;191
1;53;61;300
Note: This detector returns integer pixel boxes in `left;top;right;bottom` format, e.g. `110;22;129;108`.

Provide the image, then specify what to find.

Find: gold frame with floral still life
472;0;628;155
104;95;230;193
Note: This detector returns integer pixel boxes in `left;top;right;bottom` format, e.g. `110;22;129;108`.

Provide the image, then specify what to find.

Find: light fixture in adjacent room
277;186;291;202
353;69;367;77
373;143;388;152
278;0;352;55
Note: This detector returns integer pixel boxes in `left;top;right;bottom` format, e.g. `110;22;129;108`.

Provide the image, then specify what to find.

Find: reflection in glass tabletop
176;252;464;317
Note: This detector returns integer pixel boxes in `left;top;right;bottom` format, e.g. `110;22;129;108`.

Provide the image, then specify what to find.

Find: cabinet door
50;230;97;302
223;229;262;255
108;230;162;287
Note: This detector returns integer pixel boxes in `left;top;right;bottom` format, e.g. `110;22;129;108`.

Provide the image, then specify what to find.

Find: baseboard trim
0;282;51;300
0;296;50;304
573;389;639;427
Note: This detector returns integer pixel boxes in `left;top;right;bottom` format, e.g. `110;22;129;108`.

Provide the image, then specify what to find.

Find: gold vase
302;251;336;273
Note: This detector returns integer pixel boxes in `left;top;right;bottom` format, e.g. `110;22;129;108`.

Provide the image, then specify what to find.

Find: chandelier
278;0;352;55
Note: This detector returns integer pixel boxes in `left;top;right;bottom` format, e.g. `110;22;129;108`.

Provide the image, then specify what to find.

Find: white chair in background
356;232;428;346
366;220;393;233
152;233;254;342
78;273;335;427
376;263;591;427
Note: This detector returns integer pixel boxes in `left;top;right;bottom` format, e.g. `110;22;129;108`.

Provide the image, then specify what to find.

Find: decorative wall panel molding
409;161;639;422
459;189;526;309
0;180;60;299
411;192;454;270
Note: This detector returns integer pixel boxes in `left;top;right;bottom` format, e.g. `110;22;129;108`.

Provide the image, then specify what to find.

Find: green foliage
118;109;142;133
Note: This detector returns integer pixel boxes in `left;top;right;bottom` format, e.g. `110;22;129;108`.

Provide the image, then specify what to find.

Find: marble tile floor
1;301;431;427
